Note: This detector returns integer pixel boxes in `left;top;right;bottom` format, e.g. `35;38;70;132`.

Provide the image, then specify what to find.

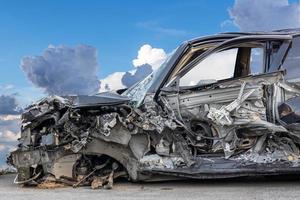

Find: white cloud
0;144;5;151
0;84;14;90
229;0;300;31
133;44;167;70
0;115;20;121
0;115;20;168
99;44;167;92
21;44;99;95
99;72;126;92
0;130;20;142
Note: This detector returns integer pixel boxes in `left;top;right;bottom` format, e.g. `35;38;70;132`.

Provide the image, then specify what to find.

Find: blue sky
0;0;236;93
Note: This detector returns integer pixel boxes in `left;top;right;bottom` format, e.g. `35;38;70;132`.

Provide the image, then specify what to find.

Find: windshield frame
122;51;175;107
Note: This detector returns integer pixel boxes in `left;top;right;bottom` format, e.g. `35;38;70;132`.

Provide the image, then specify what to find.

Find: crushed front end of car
8;93;141;188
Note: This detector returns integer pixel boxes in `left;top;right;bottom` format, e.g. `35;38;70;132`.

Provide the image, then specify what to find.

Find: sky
1;0;300;168
0;0;253;106
0;0;234;96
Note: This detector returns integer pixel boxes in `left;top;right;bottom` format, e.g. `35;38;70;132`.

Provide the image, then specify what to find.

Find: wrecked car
9;29;300;188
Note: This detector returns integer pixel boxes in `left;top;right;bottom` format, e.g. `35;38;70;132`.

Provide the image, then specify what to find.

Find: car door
160;35;292;158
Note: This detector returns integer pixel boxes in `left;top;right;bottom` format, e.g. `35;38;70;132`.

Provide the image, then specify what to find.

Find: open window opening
179;44;265;87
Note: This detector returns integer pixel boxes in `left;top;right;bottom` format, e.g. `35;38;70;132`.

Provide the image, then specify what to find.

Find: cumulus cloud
21;44;100;96
0;94;25;167
133;44;167;70
99;72;126;92
0;95;22;115
0;114;21;167
0;144;5;151
99;44;166;92
0;84;14;90
122;64;153;88
229;0;300;31
99;65;153;92
0;115;20;121
0;130;20;142
20;43;166;94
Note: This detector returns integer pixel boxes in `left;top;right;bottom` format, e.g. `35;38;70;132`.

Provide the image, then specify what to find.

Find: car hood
71;92;131;108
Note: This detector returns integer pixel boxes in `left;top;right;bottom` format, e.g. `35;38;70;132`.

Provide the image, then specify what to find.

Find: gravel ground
1;174;300;200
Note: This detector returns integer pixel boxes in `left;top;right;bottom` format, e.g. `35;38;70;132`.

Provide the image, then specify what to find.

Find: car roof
149;28;300;96
188;28;300;45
